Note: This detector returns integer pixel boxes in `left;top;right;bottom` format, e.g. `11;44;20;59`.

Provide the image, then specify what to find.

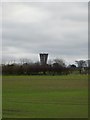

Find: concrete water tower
39;53;48;65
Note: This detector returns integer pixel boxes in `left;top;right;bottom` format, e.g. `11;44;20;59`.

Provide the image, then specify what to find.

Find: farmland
2;75;88;118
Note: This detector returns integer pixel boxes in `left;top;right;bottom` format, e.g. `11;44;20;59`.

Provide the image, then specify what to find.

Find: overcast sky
2;2;88;65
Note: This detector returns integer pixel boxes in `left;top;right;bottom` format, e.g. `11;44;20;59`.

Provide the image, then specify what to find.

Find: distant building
39;53;48;65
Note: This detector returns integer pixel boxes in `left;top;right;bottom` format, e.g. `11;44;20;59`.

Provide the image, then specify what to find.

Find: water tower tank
39;53;48;65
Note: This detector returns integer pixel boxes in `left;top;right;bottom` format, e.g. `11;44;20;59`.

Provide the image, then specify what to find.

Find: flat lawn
2;75;88;118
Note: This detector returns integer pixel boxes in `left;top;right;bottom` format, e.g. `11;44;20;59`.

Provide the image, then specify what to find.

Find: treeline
1;59;90;75
2;63;70;75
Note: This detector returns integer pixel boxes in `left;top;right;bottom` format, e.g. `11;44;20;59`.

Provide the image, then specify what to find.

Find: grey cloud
2;2;88;64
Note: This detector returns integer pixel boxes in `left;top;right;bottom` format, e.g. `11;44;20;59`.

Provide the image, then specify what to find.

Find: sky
1;2;88;65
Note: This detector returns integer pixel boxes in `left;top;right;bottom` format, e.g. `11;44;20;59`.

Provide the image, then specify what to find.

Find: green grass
2;75;88;118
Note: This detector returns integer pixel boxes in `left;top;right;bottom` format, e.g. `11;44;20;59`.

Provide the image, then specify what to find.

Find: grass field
2;75;88;118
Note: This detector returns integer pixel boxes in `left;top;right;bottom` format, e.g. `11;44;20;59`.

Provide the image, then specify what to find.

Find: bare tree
48;59;53;66
75;60;87;74
75;60;86;68
19;58;32;65
53;58;66;67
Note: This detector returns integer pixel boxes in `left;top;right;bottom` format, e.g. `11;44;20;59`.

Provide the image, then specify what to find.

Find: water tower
39;53;48;65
